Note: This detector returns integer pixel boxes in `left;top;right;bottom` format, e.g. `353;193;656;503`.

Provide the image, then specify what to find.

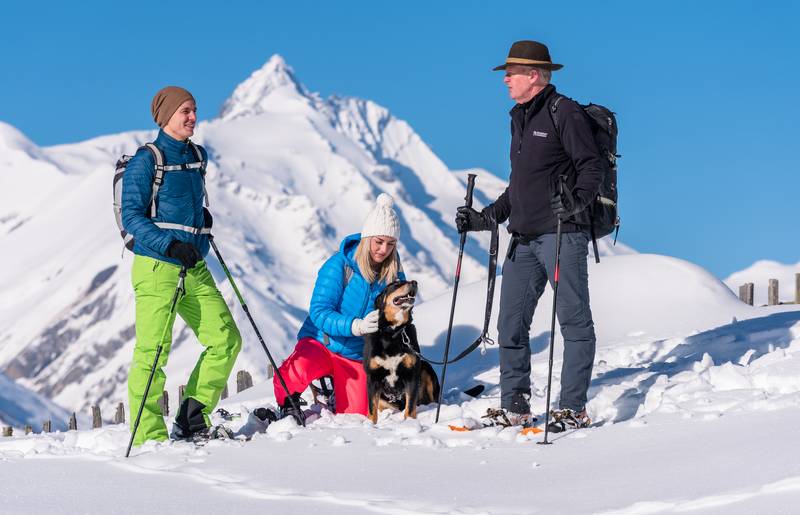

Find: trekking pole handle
556;174;568;222
464;173;477;209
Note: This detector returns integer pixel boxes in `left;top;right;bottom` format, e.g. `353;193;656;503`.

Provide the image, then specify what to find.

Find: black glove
167;240;202;269
550;190;582;220
203;207;213;229
455;206;490;233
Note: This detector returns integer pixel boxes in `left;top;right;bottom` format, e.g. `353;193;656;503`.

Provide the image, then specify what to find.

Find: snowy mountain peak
219;54;308;120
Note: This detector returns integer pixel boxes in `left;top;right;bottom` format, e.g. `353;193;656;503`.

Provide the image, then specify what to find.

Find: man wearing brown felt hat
456;40;604;433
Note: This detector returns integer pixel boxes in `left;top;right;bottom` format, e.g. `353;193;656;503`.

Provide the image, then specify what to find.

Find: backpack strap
187;141;210;209
322;262;355;347
343;263;354;286
144;143;165;218
146;141;209;218
549;95;601;262
549;94;565;133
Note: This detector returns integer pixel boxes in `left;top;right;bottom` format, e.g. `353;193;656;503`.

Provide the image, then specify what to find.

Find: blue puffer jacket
297;233;405;360
121;130;209;266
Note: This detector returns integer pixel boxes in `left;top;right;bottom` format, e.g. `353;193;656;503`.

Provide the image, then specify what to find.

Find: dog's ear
374;291;386;310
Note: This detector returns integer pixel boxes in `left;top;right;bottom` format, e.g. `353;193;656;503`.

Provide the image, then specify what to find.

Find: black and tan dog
363;280;440;423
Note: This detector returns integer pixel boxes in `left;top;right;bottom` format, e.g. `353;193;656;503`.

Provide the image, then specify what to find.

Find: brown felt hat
151;86;195;128
493;40;563;71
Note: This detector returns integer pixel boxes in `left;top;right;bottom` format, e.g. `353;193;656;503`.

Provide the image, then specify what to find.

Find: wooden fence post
69;413;77;431
795;273;800;304
2;427;12;437
768;279;779;305
267;364;274;379
236;370;253;393
158;391;169;417
42;420;51;433
92;406;102;429
739;283;754;306
178;385;186;406
220;383;228;400
114;403;125;425
25;425;32;435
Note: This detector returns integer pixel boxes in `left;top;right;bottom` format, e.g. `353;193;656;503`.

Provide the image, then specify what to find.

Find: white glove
351;309;379;336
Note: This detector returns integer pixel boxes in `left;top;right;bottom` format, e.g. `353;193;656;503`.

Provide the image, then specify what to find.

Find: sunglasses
504;68;536;78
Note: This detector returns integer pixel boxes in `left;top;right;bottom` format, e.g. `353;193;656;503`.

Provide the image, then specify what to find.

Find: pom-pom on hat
361;193;400;240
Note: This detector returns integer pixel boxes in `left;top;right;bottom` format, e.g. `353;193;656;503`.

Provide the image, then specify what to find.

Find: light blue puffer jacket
297;233;405;360
121;130;209;265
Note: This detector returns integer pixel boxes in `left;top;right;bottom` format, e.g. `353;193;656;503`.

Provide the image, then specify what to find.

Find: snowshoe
482;408;536;428
215;407;240;422
546;408;591;433
186;424;234;445
207;424;234;440
279;392;307;425
310;376;336;413
449;408;539;433
171;423;234;444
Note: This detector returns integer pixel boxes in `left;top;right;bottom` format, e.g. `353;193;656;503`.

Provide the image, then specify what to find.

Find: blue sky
2;1;797;279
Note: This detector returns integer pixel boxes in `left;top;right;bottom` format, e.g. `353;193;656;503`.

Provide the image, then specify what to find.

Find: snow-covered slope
0;55;628;416
0;372;70;430
412;253;793;389
1;250;798;513
725;259;799;305
0;122;70;236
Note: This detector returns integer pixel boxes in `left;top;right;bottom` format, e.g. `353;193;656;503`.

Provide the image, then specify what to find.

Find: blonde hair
354;237;399;284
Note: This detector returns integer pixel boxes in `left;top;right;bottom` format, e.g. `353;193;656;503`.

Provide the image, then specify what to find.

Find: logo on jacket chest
532;130;549;138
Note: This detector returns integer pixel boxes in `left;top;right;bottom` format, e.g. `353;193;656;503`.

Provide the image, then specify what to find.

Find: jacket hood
339;233;362;269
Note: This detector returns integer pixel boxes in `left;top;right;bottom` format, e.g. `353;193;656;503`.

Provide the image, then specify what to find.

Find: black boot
171;397;209;440
279;393;307;425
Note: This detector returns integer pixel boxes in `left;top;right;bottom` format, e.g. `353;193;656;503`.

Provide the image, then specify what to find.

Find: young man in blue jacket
122;86;241;444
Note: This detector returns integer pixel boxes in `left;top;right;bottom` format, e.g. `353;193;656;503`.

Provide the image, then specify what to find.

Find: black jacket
485;85;605;237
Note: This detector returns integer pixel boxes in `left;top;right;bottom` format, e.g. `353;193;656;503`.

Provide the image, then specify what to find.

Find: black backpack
549;95;620;262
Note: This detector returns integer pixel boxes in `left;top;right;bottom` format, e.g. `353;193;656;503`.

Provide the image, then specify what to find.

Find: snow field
1;295;798;513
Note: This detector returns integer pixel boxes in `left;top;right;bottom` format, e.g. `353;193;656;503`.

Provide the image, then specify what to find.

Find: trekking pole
126;266;187;458
539;177;567;446
435;173;477;423
208;236;304;426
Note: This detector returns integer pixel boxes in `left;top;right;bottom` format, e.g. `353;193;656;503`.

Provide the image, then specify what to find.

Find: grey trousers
498;231;596;413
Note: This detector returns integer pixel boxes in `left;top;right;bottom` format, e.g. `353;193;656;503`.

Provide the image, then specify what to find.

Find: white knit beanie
361;193;400;239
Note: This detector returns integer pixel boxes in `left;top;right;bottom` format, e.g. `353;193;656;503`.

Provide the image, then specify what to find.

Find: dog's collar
400;327;411;347
381;324;418;356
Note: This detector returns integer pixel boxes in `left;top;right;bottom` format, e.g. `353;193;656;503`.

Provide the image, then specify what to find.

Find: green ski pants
128;255;241;445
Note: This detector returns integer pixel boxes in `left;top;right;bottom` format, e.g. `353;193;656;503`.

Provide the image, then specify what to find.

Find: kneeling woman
274;193;404;419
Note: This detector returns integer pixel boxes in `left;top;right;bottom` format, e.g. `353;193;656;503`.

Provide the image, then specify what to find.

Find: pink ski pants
273;337;367;415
